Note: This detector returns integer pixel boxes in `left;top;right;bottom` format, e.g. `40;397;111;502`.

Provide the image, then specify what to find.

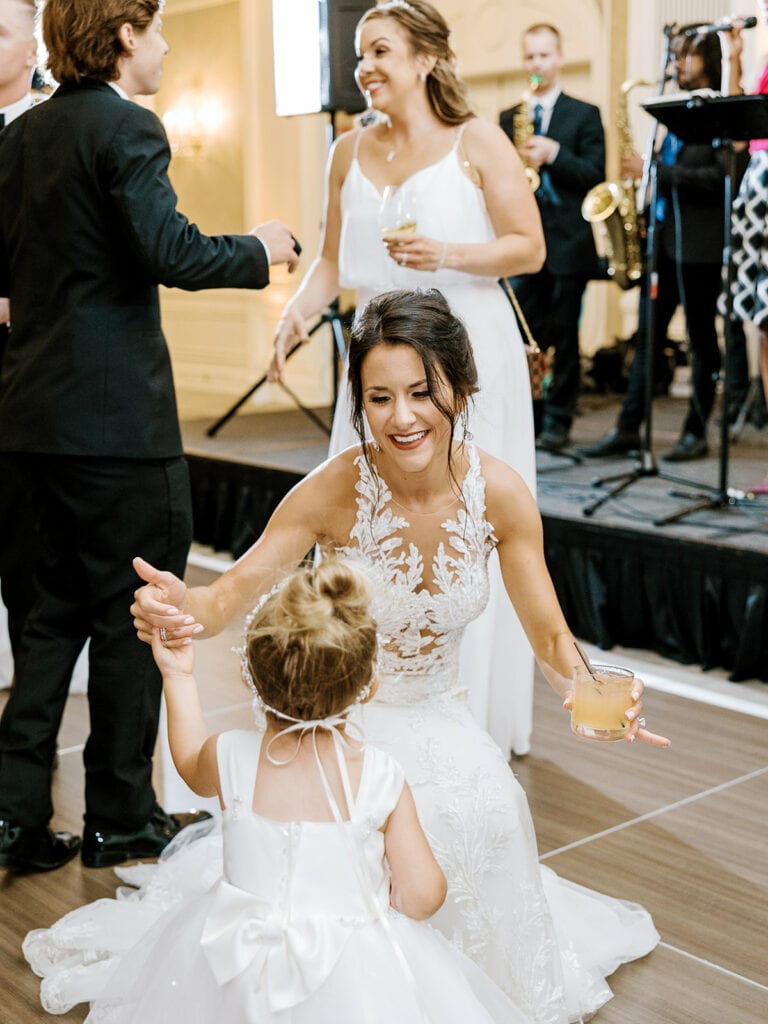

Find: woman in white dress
132;290;669;1024
270;0;544;755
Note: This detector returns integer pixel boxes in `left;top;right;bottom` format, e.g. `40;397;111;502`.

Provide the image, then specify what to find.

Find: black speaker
273;0;370;117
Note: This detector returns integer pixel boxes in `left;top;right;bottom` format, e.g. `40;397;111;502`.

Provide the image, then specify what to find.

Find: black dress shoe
536;428;570;452
661;432;709;462
0;819;81;873
580;429;642;458
81;805;213;868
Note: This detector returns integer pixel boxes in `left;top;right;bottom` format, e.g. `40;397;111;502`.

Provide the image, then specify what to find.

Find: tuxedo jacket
0;78;269;459
656;142;748;265
500;92;605;276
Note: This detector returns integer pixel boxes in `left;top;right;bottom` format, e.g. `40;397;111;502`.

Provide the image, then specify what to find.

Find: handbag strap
499;278;540;352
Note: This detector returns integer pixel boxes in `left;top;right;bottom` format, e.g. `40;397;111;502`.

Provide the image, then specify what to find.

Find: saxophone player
500;23;605;451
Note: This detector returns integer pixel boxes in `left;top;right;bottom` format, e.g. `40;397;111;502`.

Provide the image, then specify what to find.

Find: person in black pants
584;29;748;462
0;0;300;874
500;22;605;451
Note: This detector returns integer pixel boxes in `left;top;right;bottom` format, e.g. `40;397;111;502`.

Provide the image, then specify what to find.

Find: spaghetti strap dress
333;123;537;756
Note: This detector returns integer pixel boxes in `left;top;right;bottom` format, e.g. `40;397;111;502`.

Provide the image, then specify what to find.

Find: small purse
499;279;548;401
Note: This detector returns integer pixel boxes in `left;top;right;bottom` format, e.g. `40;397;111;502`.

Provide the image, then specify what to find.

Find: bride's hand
131;556;198;645
383;232;447;272
269;307;311;383
562;677;671;748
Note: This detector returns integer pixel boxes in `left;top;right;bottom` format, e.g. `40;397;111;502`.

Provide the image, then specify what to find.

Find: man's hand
250;220;301;273
522;136;559;169
620;151;643;181
0;298;9;326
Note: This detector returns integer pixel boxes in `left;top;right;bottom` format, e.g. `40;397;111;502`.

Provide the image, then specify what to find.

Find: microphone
684;15;757;36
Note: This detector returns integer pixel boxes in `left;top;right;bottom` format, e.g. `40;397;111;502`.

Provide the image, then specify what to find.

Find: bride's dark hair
347;288;478;478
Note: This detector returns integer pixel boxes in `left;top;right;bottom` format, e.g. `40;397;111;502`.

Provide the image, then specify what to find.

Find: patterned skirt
731;150;768;327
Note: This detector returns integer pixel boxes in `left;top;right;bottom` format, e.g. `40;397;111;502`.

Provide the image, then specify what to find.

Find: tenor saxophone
512;75;542;192
581;79;653;289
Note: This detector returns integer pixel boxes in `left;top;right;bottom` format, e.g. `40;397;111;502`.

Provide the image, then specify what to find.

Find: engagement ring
160;626;168;646
400;254;408;266
637;716;646;728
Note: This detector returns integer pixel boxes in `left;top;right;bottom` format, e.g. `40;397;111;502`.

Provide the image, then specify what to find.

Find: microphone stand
584;25;693;516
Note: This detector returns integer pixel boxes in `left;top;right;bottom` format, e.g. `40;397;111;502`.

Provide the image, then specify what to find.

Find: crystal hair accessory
375;0;417;13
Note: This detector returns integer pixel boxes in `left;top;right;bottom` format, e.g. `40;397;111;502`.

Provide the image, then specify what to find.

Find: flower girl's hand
151;626;195;679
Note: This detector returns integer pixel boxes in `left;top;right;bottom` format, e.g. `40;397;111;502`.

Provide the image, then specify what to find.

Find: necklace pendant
386;149;396;163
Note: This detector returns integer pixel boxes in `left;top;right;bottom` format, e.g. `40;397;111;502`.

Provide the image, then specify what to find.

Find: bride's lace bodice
335;446;497;703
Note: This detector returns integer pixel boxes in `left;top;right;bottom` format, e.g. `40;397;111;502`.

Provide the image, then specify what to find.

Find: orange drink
570;664;634;741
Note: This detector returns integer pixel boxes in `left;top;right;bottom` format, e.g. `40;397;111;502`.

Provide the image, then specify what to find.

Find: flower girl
24;558;530;1022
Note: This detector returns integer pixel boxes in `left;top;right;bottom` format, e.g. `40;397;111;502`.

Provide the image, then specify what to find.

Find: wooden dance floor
1;563;766;1023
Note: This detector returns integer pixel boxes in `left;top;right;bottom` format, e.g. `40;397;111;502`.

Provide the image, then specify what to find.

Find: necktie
533;103;543;136
531;103;560;205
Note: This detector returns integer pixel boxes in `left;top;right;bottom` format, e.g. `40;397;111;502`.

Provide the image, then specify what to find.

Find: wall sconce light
162;91;226;157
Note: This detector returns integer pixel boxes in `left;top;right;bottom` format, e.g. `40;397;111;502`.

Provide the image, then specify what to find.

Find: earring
419;71;427;82
370;438;380;452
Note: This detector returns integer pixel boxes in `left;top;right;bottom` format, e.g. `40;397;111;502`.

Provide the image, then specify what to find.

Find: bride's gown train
332;124;536;756
23;447;658;1024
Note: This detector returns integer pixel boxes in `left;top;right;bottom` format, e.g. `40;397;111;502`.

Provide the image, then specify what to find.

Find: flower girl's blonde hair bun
246;557;377;721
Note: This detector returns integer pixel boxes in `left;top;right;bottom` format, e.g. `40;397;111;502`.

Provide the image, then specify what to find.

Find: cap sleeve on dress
215;729;263;811
358;745;406;828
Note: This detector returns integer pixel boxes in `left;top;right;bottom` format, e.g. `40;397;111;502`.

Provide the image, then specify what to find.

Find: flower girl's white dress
24;729;528;1023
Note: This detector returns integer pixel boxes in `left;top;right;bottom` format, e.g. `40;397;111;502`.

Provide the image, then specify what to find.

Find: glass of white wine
379;185;418;281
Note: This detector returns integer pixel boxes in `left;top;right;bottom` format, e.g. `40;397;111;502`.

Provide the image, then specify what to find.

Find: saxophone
581;79;653;289
512;75;542;192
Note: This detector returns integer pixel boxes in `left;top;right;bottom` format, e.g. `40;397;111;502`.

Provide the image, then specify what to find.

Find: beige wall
159;0;631;418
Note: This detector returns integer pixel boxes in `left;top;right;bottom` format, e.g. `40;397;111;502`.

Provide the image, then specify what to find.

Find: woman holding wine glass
270;0;544;757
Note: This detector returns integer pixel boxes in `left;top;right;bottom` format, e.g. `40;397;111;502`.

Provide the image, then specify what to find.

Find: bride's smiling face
361;343;455;469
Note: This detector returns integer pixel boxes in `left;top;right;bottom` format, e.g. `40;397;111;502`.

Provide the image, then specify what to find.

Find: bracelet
436;241;448;271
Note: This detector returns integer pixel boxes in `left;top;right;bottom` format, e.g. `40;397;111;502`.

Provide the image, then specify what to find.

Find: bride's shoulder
472;447;538;523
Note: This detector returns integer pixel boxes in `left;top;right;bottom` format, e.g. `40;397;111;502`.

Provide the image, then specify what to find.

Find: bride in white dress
270;0;542;756
126;290;669;1023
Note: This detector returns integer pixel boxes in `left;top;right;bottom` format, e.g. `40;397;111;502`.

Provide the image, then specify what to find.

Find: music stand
641;93;768;525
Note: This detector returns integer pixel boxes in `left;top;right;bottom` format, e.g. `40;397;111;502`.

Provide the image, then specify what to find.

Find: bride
28;290;668;1024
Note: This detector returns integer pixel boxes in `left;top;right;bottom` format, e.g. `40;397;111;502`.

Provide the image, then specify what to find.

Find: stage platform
181;391;768;684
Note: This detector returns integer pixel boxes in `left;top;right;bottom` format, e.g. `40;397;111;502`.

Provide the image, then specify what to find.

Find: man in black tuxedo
0;0;299;873
0;0;41;670
500;23;605;451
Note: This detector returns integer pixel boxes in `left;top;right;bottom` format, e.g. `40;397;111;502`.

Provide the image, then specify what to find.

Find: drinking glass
570;663;635;741
378;184;418;241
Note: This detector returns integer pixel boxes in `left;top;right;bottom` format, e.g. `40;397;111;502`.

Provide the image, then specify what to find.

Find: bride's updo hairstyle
246;558;377;722
356;1;473;125
348;288;478;472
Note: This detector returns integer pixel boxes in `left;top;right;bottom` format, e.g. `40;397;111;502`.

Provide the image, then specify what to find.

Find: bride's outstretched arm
485;453;670;747
131;461;343;643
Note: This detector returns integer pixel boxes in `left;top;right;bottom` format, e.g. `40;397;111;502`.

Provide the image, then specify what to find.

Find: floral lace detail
335;446;496;696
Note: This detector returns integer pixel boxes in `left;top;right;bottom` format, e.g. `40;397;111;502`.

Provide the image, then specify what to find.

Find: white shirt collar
108;81;130;100
1;93;33;125
529;87;561;114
